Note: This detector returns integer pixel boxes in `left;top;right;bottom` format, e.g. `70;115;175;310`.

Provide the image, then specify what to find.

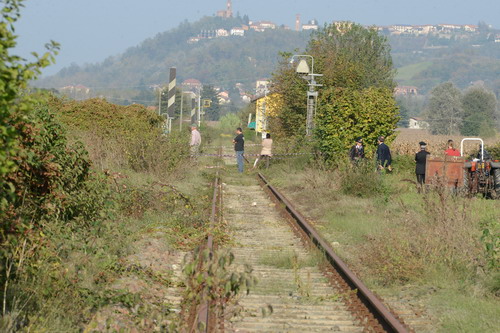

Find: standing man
233;127;245;173
349;137;365;163
190;124;201;158
415;141;430;188
376;136;392;172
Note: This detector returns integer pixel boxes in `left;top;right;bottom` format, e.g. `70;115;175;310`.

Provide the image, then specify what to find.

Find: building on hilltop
249;21;277;32
395;86;418;96
217;0;233;18
231;27;245;36
59;84;91;100
217;91;231;105
216;29;229;37
302;19;319;31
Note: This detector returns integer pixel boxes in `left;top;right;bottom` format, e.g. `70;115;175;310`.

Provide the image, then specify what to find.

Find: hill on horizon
36;16;500;104
36;16;310;101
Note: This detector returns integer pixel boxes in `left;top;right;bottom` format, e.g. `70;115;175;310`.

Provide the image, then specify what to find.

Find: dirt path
222;172;365;332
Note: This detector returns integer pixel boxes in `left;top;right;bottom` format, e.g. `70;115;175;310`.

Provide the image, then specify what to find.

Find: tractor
425;138;500;198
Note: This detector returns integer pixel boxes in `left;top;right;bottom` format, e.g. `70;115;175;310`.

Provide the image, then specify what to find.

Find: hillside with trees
36;16;310;98
36;16;500;125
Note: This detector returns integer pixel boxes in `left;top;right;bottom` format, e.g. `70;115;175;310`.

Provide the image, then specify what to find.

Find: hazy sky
14;0;500;75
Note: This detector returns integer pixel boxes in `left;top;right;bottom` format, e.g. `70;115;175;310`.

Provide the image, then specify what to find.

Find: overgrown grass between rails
258;249;325;269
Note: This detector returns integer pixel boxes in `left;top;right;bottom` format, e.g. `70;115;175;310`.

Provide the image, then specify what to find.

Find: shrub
339;159;389;198
219;113;241;133
49;97;189;175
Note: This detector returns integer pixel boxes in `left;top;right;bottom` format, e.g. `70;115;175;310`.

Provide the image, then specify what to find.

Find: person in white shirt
190;125;201;157
253;133;273;169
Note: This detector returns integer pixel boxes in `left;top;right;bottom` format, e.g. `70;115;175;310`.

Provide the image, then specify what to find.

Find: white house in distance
408;117;429;130
217;91;230;104
395;86;418;96
302;19;319;31
216;29;229;37
231;27;245;36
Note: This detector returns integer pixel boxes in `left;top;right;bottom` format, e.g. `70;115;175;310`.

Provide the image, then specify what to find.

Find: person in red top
445;139;461;157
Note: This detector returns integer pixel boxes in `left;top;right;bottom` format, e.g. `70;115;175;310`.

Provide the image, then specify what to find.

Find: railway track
190;147;411;332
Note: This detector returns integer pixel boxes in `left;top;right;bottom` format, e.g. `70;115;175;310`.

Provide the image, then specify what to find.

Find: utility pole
290;55;322;136
197;86;202;127
179;89;184;131
158;87;163;116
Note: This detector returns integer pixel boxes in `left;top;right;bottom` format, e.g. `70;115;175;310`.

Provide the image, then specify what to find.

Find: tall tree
271;22;398;157
201;85;221;121
425;82;463;135
461;85;497;137
396;98;410;128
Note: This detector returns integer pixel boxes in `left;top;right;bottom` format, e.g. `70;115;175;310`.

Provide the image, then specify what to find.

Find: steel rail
194;145;224;332
258;172;409;333
195;172;219;332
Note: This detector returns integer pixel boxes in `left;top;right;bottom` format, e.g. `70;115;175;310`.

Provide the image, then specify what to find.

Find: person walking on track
415;141;430;189
253;133;273;169
349;137;365;163
233;127;245;173
190;124;201;158
376;136;392;172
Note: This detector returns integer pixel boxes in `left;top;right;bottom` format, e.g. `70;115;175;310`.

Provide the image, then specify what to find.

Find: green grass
432;289;500;332
395;61;433;81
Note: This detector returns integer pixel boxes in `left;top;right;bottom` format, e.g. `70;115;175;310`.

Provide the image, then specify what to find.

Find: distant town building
217;91;230;104
249;21;277;32
216;0;233;18
302;19;319;31
295;14;301;31
255;79;269;95
216;29;229;37
240;93;252;103
231;27;245;36
182;79;202;91
395;86;418;96
408;117;429;130
188;37;201;44
463;24;478;32
438;24;462;31
59;84;91;100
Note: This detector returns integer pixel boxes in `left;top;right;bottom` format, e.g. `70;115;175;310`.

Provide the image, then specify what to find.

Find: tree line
398;82;499;137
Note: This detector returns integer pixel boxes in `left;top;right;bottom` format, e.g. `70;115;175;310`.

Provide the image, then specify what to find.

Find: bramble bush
49;97;189;175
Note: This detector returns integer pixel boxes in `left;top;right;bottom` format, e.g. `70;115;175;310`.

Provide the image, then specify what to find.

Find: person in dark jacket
349;137;365;162
376;136;392;172
233;127;245;173
415;141;430;187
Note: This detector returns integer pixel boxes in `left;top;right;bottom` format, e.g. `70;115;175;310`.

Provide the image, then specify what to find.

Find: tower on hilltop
217;0;233;18
296;14;301;31
226;0;233;18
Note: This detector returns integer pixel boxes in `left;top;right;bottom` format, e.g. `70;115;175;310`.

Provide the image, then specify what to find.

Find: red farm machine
425;138;500;198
